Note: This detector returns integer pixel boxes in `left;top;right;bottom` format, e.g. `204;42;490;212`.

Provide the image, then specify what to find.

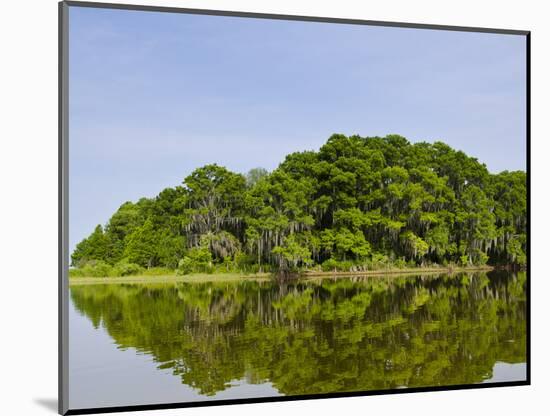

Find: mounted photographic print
59;1;530;414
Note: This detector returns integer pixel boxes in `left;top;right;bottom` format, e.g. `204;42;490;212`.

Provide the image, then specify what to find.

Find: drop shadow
34;398;58;413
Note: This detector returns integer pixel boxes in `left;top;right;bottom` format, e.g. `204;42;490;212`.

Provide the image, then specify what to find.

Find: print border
58;1;531;414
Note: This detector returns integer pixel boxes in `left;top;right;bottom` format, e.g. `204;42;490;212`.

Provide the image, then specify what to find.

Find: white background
0;0;547;415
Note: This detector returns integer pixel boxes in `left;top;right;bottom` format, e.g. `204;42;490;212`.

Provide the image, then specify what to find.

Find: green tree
123;219;158;268
272;234;312;270
71;225;108;266
246;167;269;187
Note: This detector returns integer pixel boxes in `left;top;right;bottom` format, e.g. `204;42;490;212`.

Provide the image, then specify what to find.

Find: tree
155;230;186;268
400;231;429;262
123;219;157;268
272;234;312;270
71;225;108;267
184;164;247;244
246;167;269;188
200;231;241;261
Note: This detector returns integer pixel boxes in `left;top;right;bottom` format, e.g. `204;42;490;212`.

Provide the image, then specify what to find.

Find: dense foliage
71;134;527;274
71;271;526;395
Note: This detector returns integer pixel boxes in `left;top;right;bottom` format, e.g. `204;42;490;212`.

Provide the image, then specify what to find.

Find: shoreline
68;272;272;286
302;265;493;278
68;265;495;286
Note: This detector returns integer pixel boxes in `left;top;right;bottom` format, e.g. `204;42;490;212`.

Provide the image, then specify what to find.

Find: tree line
71;134;527;275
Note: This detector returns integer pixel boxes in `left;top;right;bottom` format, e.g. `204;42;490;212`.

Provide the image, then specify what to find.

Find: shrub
69;268;85;277
393;258;407;269
321;258;339;272
370;252;390;269
234;252;258;273
177;246;213;275
112;261;144;276
141;267;174;276
472;250;489;266
74;260;114;277
177;257;194;275
320;258;359;272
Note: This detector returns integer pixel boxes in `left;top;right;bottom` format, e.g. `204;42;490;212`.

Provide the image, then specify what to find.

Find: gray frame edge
59;1;70;415
63;0;530;36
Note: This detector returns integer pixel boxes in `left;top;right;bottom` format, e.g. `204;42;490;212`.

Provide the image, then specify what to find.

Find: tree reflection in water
70;271;526;396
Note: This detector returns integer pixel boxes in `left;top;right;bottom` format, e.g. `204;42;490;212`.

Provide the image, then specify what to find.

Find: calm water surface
69;271;526;409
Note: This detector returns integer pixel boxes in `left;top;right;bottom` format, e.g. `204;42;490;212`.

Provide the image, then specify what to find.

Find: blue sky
69;6;526;253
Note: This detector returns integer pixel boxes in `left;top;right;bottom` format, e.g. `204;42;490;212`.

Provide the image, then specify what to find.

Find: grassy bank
69;272;272;286
68;265;494;286
303;265;493;277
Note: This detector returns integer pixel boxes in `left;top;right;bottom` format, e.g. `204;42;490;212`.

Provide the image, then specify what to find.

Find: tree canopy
71;134;527;273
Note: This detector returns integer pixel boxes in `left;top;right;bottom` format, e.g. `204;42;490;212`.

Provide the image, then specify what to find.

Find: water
69;271;527;410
